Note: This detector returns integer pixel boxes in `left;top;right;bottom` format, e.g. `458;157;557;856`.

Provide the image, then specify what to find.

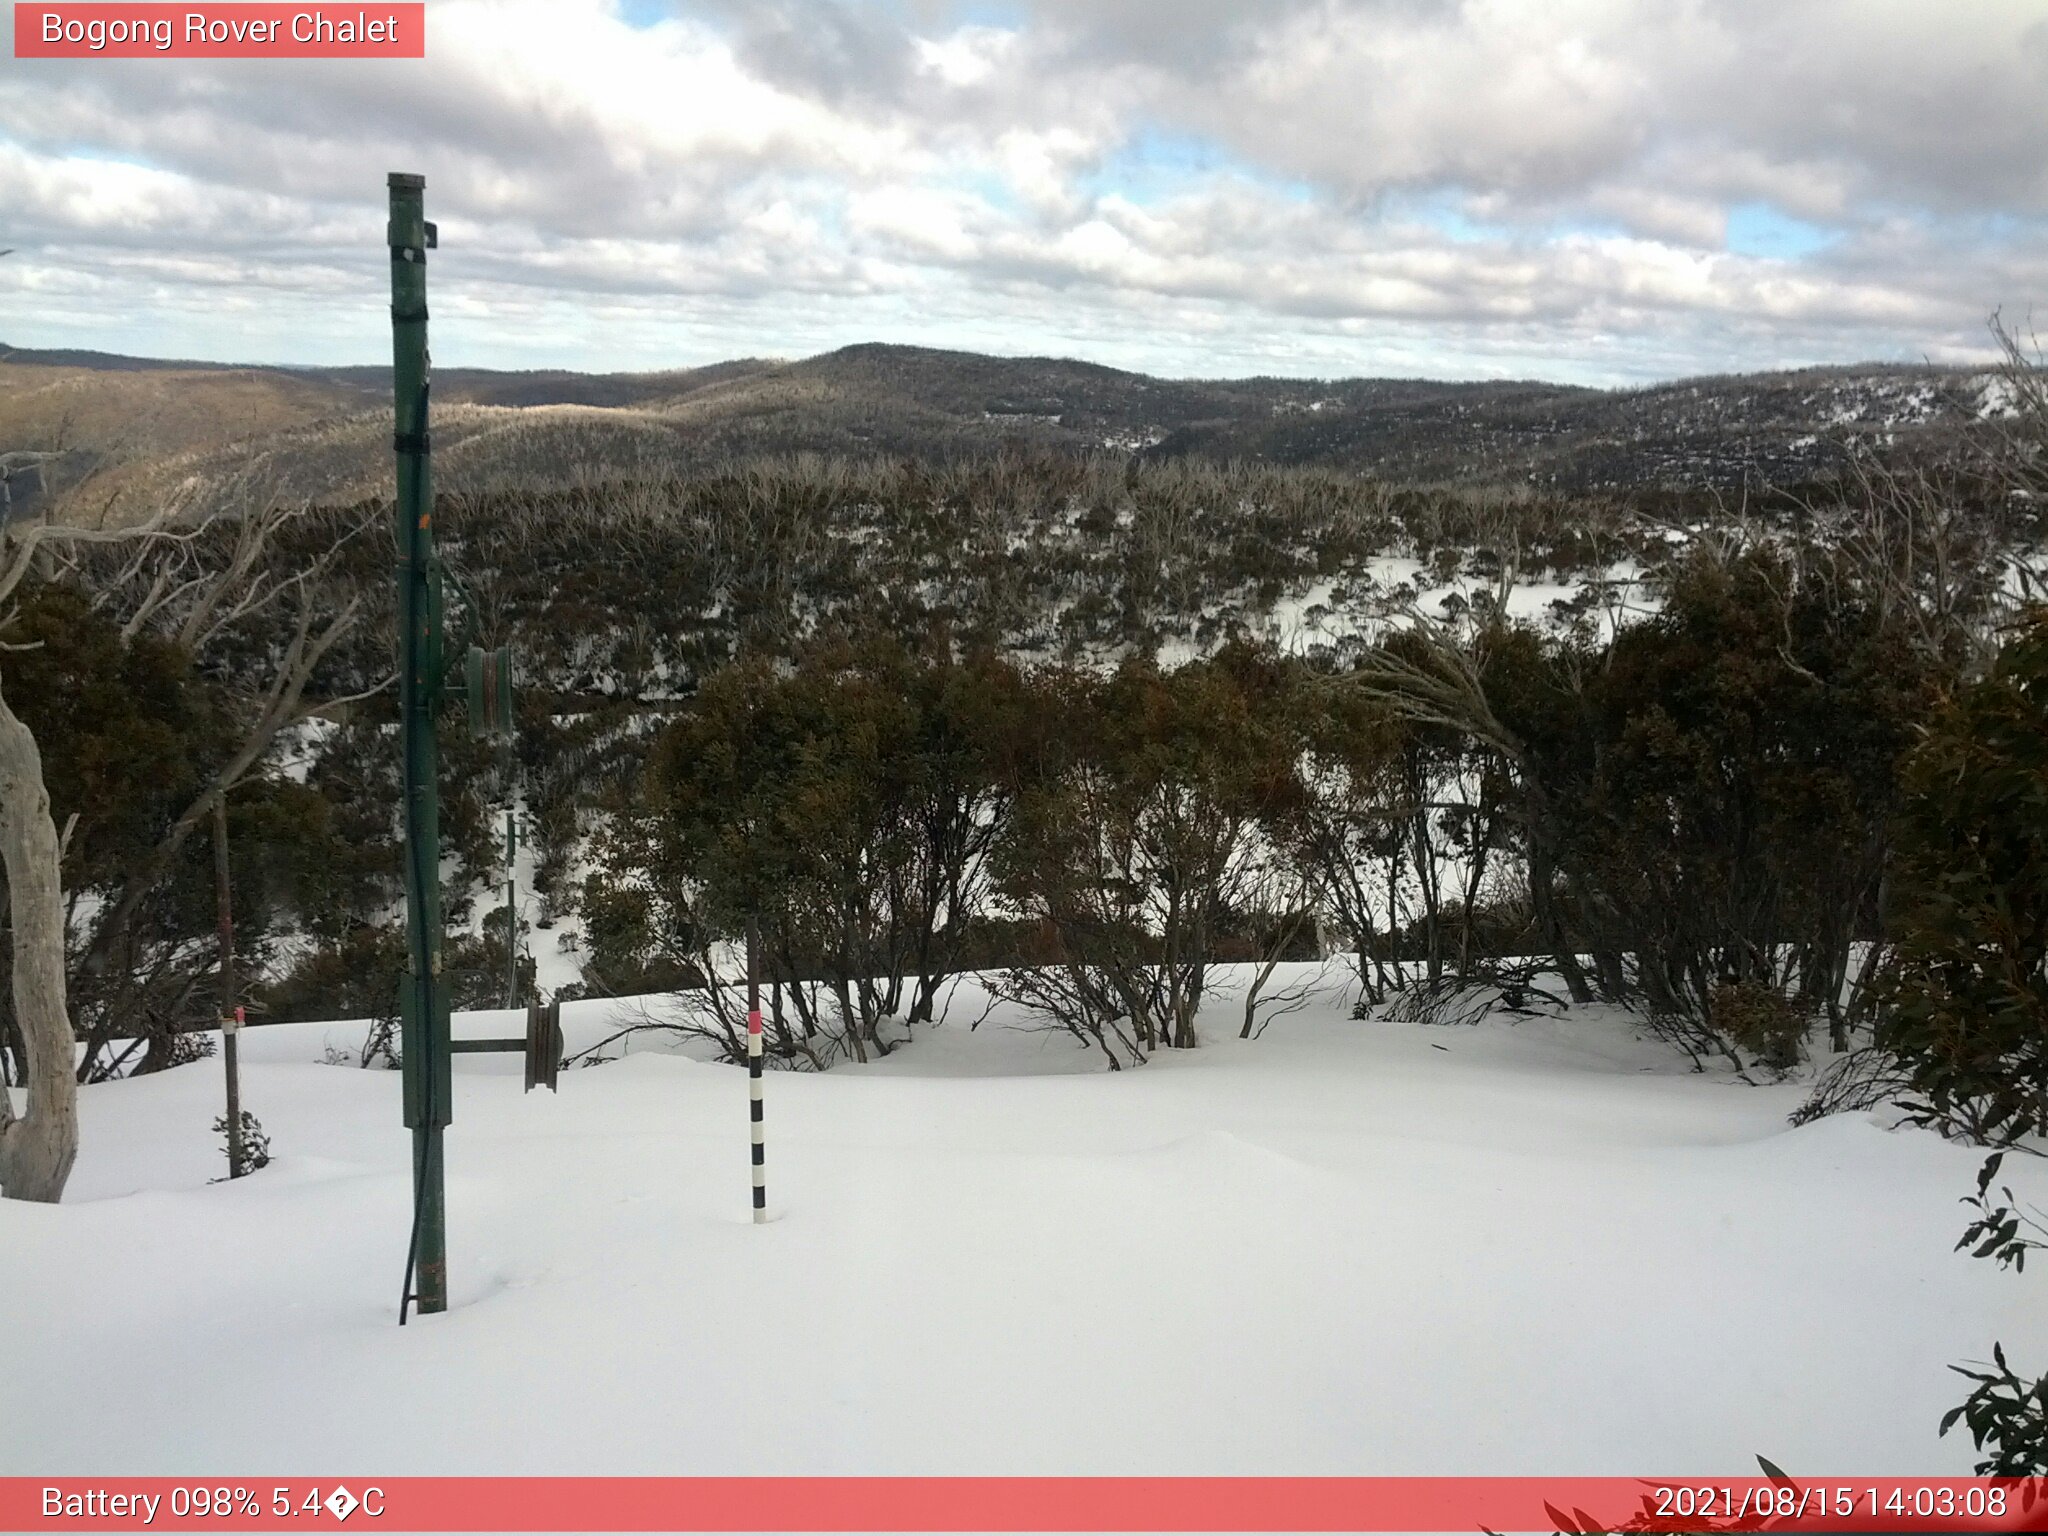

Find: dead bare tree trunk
0;684;77;1202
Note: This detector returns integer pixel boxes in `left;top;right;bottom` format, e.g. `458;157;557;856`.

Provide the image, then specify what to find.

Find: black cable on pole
398;1133;429;1326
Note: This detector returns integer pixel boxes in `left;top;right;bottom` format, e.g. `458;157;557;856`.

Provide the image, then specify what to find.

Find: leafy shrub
1709;980;1807;1071
212;1110;271;1176
1941;1154;2048;1475
1877;608;2048;1144
261;922;534;1023
259;927;405;1024
1943;1346;2048;1476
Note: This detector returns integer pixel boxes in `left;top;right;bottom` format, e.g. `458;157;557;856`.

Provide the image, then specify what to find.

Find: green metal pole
505;809;518;1008
390;171;449;1320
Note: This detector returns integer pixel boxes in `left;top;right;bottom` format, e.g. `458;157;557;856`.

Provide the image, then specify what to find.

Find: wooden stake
212;794;244;1180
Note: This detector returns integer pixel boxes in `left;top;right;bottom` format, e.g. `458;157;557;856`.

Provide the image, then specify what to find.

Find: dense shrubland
566;530;1994;1073
2;321;2041;1100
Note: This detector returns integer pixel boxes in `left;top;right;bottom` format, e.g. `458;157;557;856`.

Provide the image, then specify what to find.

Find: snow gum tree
0;651;75;1202
0;505;378;1202
993;647;1297;1062
601;631;1028;1065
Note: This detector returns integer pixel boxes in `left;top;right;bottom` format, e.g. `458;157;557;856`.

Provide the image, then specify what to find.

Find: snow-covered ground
5;968;2040;1478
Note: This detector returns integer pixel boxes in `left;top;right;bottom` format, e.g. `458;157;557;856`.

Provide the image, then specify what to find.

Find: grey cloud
1017;0;1327;76
715;0;921;106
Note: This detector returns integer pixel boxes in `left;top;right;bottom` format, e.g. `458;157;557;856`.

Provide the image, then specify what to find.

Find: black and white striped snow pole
747;1009;766;1221
747;919;766;1224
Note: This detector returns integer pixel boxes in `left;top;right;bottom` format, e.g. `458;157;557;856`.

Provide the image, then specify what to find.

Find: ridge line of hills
0;338;2015;525
0;335;1981;403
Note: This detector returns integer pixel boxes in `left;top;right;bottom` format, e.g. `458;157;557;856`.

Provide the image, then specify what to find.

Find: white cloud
914;26;1008;89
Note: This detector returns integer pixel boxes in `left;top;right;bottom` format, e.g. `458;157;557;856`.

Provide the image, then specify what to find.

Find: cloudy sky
4;0;2046;384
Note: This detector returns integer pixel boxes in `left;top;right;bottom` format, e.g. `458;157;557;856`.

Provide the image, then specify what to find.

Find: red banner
13;4;425;58
5;1477;2048;1533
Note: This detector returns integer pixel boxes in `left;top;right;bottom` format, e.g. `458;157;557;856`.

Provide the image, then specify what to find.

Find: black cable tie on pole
391;306;429;323
399;1144;428;1325
393;431;432;456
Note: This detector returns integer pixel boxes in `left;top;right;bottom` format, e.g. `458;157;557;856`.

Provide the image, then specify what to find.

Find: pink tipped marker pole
747;1007;765;1223
746;917;766;1224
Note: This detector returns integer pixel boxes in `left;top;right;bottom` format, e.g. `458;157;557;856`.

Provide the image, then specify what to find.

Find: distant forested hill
0;339;2015;526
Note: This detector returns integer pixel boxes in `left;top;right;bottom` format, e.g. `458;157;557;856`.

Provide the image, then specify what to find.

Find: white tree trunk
0;684;76;1202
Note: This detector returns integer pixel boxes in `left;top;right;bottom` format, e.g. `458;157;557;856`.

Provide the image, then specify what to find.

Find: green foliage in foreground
1874;613;2048;1476
1880;609;2048;1144
1939;1147;2048;1474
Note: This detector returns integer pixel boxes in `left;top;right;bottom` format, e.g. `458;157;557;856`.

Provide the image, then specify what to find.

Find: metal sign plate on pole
524;1001;563;1094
